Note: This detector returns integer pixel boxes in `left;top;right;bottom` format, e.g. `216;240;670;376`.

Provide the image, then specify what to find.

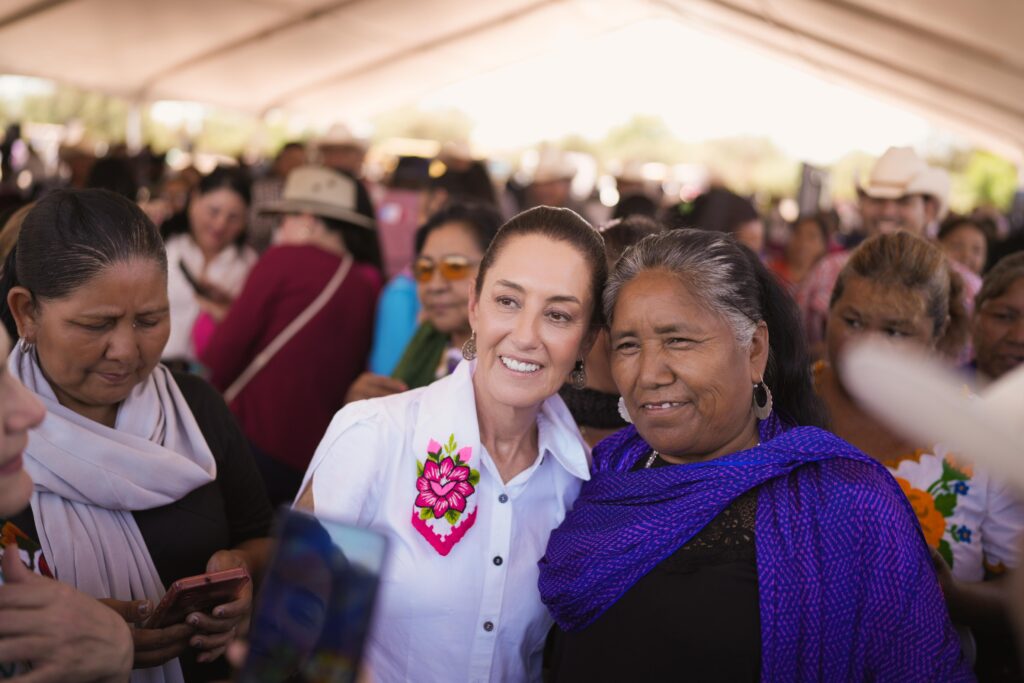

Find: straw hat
316;123;368;151
840;338;1024;490
262;165;375;229
859;146;948;205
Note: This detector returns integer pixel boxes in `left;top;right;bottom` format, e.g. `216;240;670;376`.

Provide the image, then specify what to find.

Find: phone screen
239;508;388;683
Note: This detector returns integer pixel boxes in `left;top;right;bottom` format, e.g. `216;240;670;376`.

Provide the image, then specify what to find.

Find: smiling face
9;259;170;427
0;327;46;517
861;194;928;236
417;222;484;338
188;187;248;258
974;276;1024;380
826;274;938;377
610;269;767;461
468;234;593;411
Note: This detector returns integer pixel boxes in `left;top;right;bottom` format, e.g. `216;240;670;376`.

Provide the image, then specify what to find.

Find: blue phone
239;508;388;683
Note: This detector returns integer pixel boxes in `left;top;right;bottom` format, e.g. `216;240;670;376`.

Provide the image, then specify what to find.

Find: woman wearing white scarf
0;190;273;683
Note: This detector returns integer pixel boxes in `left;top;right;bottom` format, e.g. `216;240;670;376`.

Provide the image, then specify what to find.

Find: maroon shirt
202;245;382;471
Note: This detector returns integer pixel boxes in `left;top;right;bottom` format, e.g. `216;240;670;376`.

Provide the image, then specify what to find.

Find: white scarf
9;345;217;683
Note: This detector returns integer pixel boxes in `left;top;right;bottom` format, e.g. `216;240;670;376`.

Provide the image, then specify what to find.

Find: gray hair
603;229;759;346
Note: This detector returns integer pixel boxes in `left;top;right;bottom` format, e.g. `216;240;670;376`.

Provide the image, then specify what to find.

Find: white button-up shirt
302;360;590;683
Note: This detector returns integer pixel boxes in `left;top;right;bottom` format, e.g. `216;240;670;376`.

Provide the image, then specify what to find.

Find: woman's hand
100;598;194;670
0;546;133;682
188;550;254;664
345;372;407;404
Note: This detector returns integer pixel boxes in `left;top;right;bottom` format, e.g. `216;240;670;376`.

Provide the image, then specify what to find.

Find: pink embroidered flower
427;438;443;455
415;456;475;519
457;446;473;462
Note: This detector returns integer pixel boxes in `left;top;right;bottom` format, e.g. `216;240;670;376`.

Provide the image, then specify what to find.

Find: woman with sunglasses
202;165;383;506
346;203;503;403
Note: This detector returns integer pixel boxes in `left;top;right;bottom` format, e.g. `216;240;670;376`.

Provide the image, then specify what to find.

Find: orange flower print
0;522;28;548
895;477;946;548
943;452;973;478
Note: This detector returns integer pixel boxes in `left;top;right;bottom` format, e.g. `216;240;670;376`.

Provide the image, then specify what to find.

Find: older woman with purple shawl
539;229;972;682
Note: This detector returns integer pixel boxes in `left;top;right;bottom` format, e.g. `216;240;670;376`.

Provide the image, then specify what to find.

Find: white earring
617;397;633;424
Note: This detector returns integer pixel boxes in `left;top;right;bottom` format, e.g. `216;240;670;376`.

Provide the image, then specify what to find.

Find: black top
548;453;761;683
8;371;273;682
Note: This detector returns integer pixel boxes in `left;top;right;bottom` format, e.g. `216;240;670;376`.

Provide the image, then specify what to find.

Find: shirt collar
413;360;590;481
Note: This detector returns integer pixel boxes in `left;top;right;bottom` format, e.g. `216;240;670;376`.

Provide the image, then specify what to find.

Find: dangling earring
18;337;33;354
752;380;773;420
617;397;633;424
570;359;586;390
461;331;477;361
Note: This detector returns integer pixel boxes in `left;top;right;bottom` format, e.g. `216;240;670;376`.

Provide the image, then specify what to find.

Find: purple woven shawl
539;414;973;681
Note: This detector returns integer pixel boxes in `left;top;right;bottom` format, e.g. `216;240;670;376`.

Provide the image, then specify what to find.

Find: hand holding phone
145;566;250;630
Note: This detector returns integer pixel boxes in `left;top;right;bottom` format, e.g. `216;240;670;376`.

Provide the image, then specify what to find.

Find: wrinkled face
787;218;827;266
188;187;247;256
469;234;593;410
940;224;987;276
973;277;1024;380
0;328;46;517
860;194;928;236
416;222;484;336
610;270;766;460
19;260;170;423
827;275;938;378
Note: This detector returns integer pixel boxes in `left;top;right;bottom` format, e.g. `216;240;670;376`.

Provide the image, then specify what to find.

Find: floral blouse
888;444;1024;582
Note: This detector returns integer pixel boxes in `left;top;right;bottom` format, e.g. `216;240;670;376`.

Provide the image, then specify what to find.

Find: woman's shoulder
321;385;430;448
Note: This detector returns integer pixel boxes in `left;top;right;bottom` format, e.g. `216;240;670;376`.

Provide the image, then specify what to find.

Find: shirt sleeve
200;251;282;391
303;400;396;525
980;474;1024;572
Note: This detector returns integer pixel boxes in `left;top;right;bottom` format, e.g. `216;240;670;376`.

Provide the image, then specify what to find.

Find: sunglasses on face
413;255;477;283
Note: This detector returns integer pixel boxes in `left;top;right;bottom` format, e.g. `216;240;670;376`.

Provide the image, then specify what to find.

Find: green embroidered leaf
445;509;461;525
938;539;954;568
934;492;957;518
419;507;433;520
942;459;969;482
469;469;480;486
447;433;457;453
416;460;424;477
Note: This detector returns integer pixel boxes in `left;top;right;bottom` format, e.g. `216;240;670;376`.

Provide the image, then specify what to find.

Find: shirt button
483;621;494;632
493;556;503;566
498;494;508;503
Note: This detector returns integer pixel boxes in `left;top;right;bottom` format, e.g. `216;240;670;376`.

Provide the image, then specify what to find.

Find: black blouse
548;453;761;682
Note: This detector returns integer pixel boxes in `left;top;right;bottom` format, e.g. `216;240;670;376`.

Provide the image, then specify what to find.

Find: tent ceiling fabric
0;0;1021;156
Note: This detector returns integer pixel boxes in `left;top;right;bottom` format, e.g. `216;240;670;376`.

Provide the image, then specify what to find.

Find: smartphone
239;508;388;683
145;567;250;629
178;260;227;302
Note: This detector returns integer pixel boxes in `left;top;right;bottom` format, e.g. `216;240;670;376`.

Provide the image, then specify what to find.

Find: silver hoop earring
461;331;477;361
617;397;633;424
752;380;773;420
570;359;586;390
18;337;33;354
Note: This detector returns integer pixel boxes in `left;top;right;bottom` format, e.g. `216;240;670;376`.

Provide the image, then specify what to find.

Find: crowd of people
0;128;1022;683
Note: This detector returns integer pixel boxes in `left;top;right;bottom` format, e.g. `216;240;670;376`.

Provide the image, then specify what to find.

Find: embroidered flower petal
427;438;442;454
423;460;441;482
416;476;431;492
447;491;467;513
449;465;471;482
453;481;474;497
432;497;450;518
415;491;438;508
457;446;473;462
439;457;454;478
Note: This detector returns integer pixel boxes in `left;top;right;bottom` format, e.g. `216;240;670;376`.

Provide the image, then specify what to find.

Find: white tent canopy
1;0;1022;158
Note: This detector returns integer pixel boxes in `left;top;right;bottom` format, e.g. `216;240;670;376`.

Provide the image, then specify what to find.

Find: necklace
643;450;660;468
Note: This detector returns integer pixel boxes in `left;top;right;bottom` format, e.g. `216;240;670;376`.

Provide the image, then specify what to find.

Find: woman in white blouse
297;206;606;682
162;166;258;365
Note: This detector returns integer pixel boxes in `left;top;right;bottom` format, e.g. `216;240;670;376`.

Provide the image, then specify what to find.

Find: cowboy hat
262;165;375;229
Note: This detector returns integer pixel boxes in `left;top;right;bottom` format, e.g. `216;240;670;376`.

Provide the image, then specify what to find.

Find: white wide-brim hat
840;338;1024;491
262;165;375;229
316;123;369;151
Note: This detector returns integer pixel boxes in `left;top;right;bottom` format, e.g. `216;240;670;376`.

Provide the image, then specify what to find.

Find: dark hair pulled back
0;189;167;338
475;206;607;329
